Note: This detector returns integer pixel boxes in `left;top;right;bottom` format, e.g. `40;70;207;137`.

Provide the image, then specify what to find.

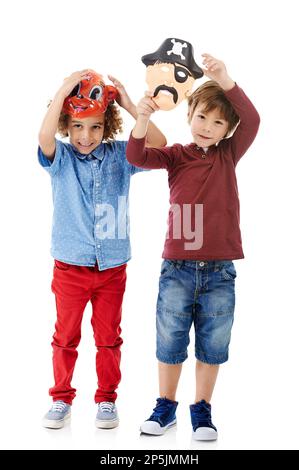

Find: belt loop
214;261;220;272
176;260;183;269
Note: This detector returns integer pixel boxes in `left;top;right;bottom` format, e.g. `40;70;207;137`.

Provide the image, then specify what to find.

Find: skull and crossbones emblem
167;39;187;60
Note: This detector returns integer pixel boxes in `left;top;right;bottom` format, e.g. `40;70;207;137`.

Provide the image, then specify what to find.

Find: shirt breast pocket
104;162;124;195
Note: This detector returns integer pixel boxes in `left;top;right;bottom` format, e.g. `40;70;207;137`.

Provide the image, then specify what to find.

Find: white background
1;0;298;450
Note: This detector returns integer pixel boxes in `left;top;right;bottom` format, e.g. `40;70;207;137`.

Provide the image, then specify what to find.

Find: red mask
62;71;118;118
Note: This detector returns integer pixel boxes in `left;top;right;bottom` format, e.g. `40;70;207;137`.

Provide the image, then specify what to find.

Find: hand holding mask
62;71;118;118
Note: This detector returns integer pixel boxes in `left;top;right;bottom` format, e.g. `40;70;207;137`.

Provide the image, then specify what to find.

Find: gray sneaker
95;401;119;429
42;400;71;429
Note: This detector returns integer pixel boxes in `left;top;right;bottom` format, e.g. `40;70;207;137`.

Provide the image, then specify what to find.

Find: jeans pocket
160;260;176;277
54;260;71;271
220;261;237;281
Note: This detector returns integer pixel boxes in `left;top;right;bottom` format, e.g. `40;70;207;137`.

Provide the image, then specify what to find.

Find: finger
108;75;124;88
144;90;154;98
107;74;117;83
202;54;214;63
69;70;88;76
138;107;152;116
142;97;159;111
203;62;219;74
206;61;218;69
77;71;90;78
202;58;216;67
149;99;160;111
203;57;214;64
203;67;216;75
139;103;156;114
139;104;154;113
144;92;160;110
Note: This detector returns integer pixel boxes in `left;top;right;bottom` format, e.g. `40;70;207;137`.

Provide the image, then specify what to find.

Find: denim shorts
156;259;236;365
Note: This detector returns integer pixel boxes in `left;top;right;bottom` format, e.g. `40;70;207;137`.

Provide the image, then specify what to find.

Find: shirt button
93;162;97;167
199;261;205;267
97;245;100;248
96;183;100;187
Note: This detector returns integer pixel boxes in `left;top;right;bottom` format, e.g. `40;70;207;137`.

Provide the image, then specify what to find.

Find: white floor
3;372;299;450
2;272;299;450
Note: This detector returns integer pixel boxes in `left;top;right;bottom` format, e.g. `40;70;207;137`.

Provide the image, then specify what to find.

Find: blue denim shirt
38;139;144;270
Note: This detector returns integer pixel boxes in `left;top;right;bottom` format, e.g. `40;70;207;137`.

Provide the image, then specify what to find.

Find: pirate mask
63;71;118;118
142;38;203;111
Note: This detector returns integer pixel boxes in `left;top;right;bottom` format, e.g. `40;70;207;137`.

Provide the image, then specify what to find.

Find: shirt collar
189;142;217;153
71;142;105;161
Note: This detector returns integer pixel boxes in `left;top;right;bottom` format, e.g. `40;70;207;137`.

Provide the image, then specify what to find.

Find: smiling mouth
199;135;211;139
78;142;93;147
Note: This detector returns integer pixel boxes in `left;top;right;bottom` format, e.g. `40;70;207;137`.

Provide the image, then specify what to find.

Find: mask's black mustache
153;85;178;104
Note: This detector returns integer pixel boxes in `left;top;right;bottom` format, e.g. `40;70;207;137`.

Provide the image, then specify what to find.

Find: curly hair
187;80;239;136
57;102;123;142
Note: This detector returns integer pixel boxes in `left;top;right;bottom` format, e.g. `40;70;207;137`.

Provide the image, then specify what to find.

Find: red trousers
49;260;127;405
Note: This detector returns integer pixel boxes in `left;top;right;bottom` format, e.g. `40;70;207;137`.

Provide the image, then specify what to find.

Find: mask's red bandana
63;71;118;118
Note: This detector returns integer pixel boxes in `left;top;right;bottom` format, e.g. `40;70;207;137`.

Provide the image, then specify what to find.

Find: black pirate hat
142;38;203;79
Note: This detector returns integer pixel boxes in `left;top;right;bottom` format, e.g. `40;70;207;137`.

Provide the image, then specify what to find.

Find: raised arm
126;93;174;169
108;76;167;148
38;70;89;160
223;86;260;164
202;53;260;164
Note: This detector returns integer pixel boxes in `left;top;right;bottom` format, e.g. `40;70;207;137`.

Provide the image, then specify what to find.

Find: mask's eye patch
174;66;191;83
90;86;103;101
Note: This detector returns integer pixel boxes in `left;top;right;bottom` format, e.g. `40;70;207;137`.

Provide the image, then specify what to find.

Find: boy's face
190;104;229;147
67;114;105;154
146;63;194;111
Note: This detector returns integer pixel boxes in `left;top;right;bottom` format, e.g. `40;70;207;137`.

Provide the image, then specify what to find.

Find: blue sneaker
140;397;178;435
42;400;71;429
190;399;218;440
95;402;119;429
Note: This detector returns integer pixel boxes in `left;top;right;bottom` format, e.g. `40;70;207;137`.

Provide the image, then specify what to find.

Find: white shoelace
99;402;114;413
52;401;68;413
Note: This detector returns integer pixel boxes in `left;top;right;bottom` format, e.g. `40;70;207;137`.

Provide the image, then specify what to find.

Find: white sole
95;418;119;429
192;427;218;441
42;413;71;429
140;419;177;435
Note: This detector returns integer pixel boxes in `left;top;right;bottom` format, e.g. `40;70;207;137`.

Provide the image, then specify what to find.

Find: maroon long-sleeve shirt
126;84;260;260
